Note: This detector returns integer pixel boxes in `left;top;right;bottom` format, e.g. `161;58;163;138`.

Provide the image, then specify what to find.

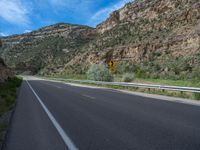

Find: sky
0;0;132;36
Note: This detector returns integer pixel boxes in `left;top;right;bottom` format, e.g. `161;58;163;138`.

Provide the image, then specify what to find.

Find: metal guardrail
51;78;200;93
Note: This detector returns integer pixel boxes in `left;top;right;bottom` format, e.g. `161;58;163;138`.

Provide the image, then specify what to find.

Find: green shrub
193;93;200;100
0;77;22;115
191;67;200;81
87;64;113;82
135;69;146;78
115;62;126;74
5;95;15;107
122;73;134;82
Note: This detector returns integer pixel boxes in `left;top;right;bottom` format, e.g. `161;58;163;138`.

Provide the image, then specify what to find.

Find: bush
193;93;200;100
115;62;126;74
135;69;146;78
122;73;134;82
191;67;200;81
87;64;113;82
0;77;22;115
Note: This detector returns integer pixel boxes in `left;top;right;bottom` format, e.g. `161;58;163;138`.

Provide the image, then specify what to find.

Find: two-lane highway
2;77;200;150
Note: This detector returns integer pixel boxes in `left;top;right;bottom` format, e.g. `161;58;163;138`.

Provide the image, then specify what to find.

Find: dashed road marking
82;94;95;100
41;82;62;89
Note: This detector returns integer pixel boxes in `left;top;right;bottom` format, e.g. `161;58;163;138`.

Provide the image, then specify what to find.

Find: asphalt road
2;77;200;150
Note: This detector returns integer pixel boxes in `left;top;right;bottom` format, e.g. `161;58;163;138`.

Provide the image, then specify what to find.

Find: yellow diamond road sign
108;59;116;73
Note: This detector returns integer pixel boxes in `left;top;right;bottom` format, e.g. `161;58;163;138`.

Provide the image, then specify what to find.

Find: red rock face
68;0;200;74
96;0;200;33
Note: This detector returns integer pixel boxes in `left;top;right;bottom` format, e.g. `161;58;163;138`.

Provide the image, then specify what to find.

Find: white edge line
26;80;78;150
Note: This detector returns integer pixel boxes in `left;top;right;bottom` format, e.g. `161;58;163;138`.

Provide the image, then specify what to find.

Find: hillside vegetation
0;77;22;144
0;0;199;82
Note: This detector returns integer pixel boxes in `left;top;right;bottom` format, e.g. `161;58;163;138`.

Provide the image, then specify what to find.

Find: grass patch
100;74;199;88
113;74;200;88
0;76;22;144
0;77;22;116
133;78;200;88
193;93;200;100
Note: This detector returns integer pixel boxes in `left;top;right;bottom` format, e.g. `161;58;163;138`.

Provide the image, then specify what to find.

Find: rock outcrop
0;58;13;82
0;23;96;74
68;0;200;78
0;0;199;79
0;39;13;82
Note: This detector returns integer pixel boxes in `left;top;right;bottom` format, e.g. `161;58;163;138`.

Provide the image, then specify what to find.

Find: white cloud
0;0;30;25
24;29;31;33
0;32;8;36
90;0;133;26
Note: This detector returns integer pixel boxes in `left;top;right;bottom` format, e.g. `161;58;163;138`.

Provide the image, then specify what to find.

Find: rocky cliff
0;39;13;82
0;23;96;74
67;0;200;79
0;0;200;79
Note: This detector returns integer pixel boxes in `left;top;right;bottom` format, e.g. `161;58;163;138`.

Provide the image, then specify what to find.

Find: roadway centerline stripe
82;94;95;99
40;81;62;89
26;80;78;150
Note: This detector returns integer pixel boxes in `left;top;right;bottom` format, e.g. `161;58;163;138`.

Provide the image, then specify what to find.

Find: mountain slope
67;0;200;79
0;0;200;79
0;23;96;74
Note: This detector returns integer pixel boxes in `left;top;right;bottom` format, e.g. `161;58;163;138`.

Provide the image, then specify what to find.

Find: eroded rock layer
0;0;199;78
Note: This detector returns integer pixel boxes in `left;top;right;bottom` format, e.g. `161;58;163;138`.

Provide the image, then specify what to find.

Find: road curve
2;77;200;150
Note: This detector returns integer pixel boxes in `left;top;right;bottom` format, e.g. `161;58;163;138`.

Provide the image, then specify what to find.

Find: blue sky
0;0;132;36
